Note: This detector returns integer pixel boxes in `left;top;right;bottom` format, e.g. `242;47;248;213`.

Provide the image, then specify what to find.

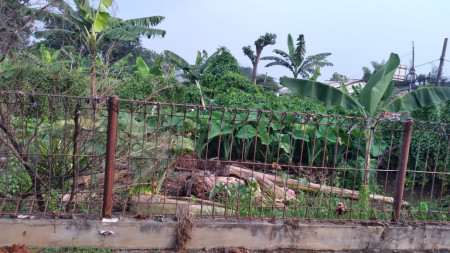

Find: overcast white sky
114;0;450;82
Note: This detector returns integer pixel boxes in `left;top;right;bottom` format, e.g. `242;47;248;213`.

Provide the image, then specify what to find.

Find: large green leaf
148;57;163;76
208;122;233;140
136;56;149;76
280;77;364;111
261;56;292;71
74;0;91;21
111;53;132;69
101;0;113;7
287;34;296;61
195;51;203;66
120;16;165;27
294;34;306;65
358;53;400;116
384;87;450;112
93;2;110;33
105;25;165;41
164;50;190;69
236;125;257;139
381;81;395;101
340;81;350;94
103;27;139;40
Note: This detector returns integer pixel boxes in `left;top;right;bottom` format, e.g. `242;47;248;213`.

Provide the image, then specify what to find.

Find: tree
165;49;222;106
280;53;450;186
256;74;280;92
362;60;385;82
331;72;348;81
35;0;166;98
417;74;427;85
261;34;333;79
240;66;253;80
242;33;277;84
0;0;54;63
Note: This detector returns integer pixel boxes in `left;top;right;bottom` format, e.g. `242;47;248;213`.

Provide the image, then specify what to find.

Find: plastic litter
102;217;119;223
99;230;114;236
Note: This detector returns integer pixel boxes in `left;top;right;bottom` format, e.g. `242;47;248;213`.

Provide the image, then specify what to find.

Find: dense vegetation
0;0;449;221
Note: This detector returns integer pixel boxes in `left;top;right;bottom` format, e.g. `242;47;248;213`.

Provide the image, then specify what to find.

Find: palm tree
261;34;332;79
34;0;166;98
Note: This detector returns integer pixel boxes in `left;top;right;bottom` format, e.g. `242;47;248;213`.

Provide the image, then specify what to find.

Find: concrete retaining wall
0;218;448;251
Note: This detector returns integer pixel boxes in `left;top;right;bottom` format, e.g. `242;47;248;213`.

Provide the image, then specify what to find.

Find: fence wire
0;92;448;223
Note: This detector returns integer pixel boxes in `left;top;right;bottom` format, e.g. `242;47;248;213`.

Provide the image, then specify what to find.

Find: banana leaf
280;77;364;111
358;53;400;116
384;86;450;112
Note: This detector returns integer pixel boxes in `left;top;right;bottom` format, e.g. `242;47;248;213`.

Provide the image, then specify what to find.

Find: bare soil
0;244;31;253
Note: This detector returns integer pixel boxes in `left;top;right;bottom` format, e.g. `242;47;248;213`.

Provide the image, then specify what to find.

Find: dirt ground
0;244;31;253
34;248;450;253
0;245;448;253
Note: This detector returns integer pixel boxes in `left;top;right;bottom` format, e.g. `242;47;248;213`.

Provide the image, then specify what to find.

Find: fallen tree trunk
225;165;408;206
129;194;226;215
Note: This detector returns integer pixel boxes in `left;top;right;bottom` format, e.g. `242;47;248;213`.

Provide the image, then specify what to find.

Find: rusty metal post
391;118;413;223
102;96;119;218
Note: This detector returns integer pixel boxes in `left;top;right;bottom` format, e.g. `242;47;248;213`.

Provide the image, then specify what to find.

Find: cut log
129;194;225;215
225;165;408;206
72;170;129;186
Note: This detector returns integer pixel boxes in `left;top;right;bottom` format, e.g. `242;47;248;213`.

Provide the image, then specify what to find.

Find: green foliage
256;74;280;92
182;85;203;105
0;164;32;198
359;54;400;116
384;86;450;113
203;71;262;99
201;49;242;80
261;34;333;79
411;104;439;122
0;57;89;95
377;103;450;194
242;33;277;83
439;101;450;123
281;78;363;111
116;74;180;102
209;179;264;217
331;72;348;81
240;66;253;80
165;49;220;83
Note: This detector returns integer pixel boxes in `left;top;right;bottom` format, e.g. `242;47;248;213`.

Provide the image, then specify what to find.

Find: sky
114;0;450;82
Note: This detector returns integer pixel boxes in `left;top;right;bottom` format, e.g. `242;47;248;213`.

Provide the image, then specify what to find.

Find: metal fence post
392;118;413;223
102;95;119;218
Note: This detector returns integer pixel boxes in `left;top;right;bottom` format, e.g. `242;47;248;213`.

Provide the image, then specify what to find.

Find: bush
0;59;88;95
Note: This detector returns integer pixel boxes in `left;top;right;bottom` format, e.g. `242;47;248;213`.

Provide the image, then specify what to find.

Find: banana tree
280;53;450;185
261;34;332;79
35;0;166;98
164;50;220;106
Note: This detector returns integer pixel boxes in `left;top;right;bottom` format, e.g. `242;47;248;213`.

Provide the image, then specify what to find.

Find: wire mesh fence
0;92;448;223
0;92;108;218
